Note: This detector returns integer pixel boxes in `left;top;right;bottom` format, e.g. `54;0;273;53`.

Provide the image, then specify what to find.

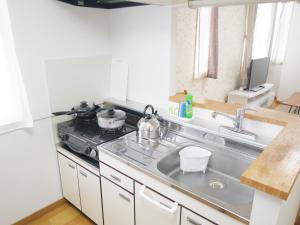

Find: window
194;7;218;79
252;3;275;59
0;0;32;133
252;2;294;63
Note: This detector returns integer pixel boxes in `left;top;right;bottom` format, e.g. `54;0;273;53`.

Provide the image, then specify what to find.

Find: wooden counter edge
240;175;290;200
169;93;300;200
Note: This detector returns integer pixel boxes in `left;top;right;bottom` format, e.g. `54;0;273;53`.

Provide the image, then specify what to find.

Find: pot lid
98;109;126;119
73;101;92;112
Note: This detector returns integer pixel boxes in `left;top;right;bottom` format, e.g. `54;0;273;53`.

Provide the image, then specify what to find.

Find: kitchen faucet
212;108;257;133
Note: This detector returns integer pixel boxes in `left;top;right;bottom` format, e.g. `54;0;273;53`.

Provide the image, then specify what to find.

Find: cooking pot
97;108;126;129
52;101;100;120
137;105;160;140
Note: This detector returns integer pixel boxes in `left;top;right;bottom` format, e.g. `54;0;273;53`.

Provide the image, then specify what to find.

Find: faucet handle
243;107;257;113
236;107;257;116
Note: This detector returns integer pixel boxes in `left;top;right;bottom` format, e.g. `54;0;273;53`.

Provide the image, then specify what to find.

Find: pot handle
52;110;88;116
52;111;69;116
143;105;155;118
52;111;78;116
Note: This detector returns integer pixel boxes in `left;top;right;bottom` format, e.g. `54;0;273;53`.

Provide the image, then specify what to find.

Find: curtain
240;4;257;86
193;9;201;79
270;2;294;64
193;7;219;80
252;3;276;59
194;8;210;79
207;8;218;78
0;0;32;134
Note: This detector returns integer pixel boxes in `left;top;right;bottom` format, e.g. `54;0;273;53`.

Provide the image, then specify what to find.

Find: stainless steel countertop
98;128;262;223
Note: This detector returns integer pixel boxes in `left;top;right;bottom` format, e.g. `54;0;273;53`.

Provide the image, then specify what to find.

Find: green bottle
185;93;193;119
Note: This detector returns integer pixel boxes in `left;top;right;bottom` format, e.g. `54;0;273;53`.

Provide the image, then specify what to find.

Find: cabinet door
101;177;134;225
57;154;81;209
135;182;180;225
78;165;103;225
181;208;216;225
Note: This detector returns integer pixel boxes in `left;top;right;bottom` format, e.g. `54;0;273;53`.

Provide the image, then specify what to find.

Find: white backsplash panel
45;55;111;113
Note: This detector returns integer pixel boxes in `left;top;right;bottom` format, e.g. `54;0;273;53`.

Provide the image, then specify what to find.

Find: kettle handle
143;105;155;118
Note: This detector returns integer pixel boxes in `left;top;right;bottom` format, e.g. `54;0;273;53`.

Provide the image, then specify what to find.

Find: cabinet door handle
68;163;75;169
80;171;87;178
139;185;178;214
119;193;130;202
110;174;121;183
187;217;202;225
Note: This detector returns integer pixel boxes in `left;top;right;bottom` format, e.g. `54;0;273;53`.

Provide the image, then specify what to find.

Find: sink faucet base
219;126;257;141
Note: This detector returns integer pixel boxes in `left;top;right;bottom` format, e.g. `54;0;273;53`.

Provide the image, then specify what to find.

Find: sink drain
209;180;224;190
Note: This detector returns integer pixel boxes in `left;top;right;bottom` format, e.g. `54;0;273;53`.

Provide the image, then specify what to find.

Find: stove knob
89;149;97;159
86;147;92;153
61;134;69;141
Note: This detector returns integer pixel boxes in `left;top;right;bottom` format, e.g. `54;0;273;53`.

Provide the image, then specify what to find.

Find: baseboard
13;198;66;225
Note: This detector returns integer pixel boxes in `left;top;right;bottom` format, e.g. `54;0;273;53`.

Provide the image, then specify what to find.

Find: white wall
8;0;111;120
0;119;61;225
109;6;174;108
276;3;300;101
0;1;111;224
267;64;283;95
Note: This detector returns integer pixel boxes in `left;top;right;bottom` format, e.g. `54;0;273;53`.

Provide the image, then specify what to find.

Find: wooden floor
16;199;300;225
296;204;300;225
270;98;281;109
23;202;95;225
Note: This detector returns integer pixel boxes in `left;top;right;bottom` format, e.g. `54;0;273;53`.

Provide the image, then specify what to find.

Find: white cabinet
100;162;134;193
181;208;216;225
57;153;103;225
101;177;134;225
135;182;181;225
57;153;81;209
78;165;103;225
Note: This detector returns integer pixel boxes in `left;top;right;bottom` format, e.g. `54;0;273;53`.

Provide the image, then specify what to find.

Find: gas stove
57;106;142;167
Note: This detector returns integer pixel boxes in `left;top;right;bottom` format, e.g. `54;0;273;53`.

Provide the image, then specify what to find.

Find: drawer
181;208;216;225
135;182;180;225
100;162;134;193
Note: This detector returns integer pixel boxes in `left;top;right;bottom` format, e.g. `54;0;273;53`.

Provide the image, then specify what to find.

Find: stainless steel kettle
137;105;160;140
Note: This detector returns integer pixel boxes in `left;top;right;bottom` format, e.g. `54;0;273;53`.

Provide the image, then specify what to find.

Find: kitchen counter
170;93;300;200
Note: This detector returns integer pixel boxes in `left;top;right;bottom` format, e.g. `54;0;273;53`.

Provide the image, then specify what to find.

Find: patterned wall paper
174;6;246;102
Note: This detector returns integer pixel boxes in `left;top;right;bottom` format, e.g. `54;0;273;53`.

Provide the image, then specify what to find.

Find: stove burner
57;109;139;164
74;117;97;124
99;126;127;136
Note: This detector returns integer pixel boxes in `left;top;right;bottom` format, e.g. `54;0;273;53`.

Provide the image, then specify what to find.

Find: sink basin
156;143;256;217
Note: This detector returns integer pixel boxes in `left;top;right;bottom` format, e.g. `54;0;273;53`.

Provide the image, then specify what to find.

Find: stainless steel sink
156;144;255;207
100;123;263;222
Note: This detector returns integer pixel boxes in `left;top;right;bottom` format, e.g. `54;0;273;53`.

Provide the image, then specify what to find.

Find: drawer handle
110;174;121;183
80;171;87;178
139;185;178;214
119;193;130;202
187;217;202;225
68;163;75;169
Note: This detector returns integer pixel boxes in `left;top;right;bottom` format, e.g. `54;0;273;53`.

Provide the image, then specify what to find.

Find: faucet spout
211;111;241;132
212;112;235;122
212;107;257;133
